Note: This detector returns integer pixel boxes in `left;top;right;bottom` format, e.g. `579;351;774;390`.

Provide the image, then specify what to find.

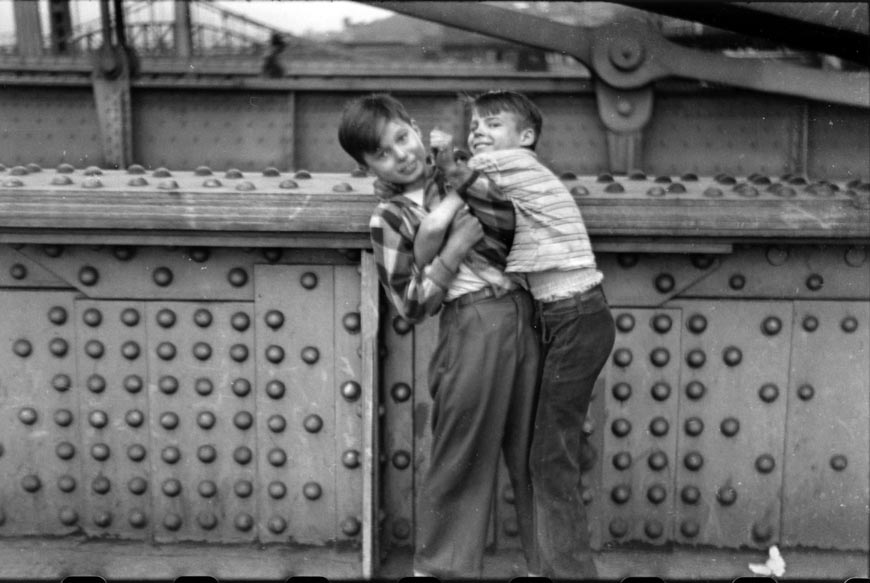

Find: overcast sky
0;1;394;37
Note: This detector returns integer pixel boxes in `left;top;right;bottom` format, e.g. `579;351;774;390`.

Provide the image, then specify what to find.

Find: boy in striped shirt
425;90;616;579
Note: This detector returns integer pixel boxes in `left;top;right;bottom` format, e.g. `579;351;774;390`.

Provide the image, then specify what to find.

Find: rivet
52;374;72;392
766;246;789;266
615;313;635;332
390;382;411;403
680;520;700;538
844;246;867;267
267;414;286;433
93;511;112;528
263;248;283;263
161;446;181;464
156;341;177;361
43;244;64;258
722;346;742;366
649;416;669;437
267;516;287;533
268;481;287;499
58;475;77;493
303;481;322;500
755;454;776;474
684;451;704;471
715;173;736;185
301;346;320;364
81;177;103;188
92;476;111;494
686;349;706;368
2;178;24;187
197;411;217;430
127;444;146;462
761;316;782;336
13;338;33;358
685;380;706;400
649;347;670;367
193;308;213;328
651;313;673;333
56;163;75;174
617;253;639;268
267;448;287;467
392;450;411;469
654;273;675;293
734;183;759;197
126;164;145;174
802;314;819;332
198;480;217;498
609;518;629;538
294;170;312;179
56;441;76;459
342;449;361;468
628;170;647;180
611;382;631;401
120;307;140;326
84;339;105;359
19;406;38;425
230;311;250;331
646;186;666;197
684;417;704;436
78;265;99;286
805;273;824;291
127;177;148;186
158;375;179;394
152;167;171;178
720;417;740;437
162;478;182;497
225;168;243;179
88;410;108;429
128;476;148;495
341;517;362;537
230;343;249;362
648;450;668;471
392;316;412;335
703;186;723;197
681;485;700;505
646;484;667;505
22;475;42;492
163;514;182;531
264;310;285;329
570;185;589;197
597;173;614;183
54;408;73;426
159;412;179;430
230;377;249;397
751;523;773;543
265;379;286;399
49;338;69;357
333;182;353;192
841;316;859;333
236;181;256;191
830;454;848;471
667;182;687;194
10;263;27;280
729;273;746;290
152;266;174;287
604;181;625;193
758;383;779;403
91;443;110;461
343;312;362;333
650;382;671;401
192;342;212;361
265;345;284;363
611;418;632;437
717;486;737;506
155;308;176;328
125;409;145;428
233;446;253;465
644;520;664;539
797;383;815;401
232;411;252;430
189;247;210;262
304;414;324;433
612;348;632;367
227;267;248;287
610;484;631;504
121;340;140;360
234;513;254;532
612;451;632;470
234;479;253;498
81;166;102;176
279;179;299;189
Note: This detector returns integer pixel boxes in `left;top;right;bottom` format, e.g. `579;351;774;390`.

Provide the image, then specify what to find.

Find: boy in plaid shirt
338;94;540;579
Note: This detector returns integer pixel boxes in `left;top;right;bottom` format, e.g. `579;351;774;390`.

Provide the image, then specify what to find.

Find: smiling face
467;108;536;154
361;119;427;189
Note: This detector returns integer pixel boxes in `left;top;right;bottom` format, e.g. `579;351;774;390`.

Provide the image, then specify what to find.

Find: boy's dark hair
338;93;413;165
471;90;543;150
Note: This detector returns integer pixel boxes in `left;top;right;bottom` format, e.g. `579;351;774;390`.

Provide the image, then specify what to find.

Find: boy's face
468;108;535;154
361;119;427;188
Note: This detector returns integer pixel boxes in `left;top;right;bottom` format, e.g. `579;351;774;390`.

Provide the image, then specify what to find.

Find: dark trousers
530;285;615;579
415;289;541;579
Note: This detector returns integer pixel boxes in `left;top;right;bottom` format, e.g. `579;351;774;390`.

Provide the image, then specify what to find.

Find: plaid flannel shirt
369;161;515;323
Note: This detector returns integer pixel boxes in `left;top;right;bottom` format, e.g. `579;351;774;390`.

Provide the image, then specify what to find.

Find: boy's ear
519;127;536;147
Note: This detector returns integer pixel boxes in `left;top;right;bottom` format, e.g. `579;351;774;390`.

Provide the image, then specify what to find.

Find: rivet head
758;383;779;403
121;340;140;360
844;246;867;267
267;414;286;433
615;313;635;332
686;349;706;369
190;342;211;361
158;180;180;192
85;340;105;359
234;479;253;498
267;516;287;533
720;417;740;437
152;267;174;287
279;179;299;189
125;409;145;427
685;380;706;400
683;451;704;471
78;265;99;286
390;382;411;403
19;407;38;425
681;485;700;505
189;247;210;262
611;382;632;401
303;414;323;433
233;446;253;465
234;513;254;532
56;441;76;460
265;379;286;399
617;253;639;268
193;308;212;328
680;520;700;538
805;273;824;291
127;444;146;462
230;311;250;331
300;272;318;289
755;454;776;474
156;341;177;361
236;181;256;192
648;450;668;471
52;374;72;392
612;348;632;367
830;454;848;471
649;416;670;437
797;383;815;401
722;346;742;366
729;273;746;290
649;347;670;367
570;185;589;197
54;409;73;426
684;417;704;436
333;182;353;192
761;316;782;336
646;484;667;505
265;345;284;363
10;263;28;280
158;375;179;394
91;443;110;461
611;418;632;437
644;519;664;539
765;246;789;266
392;316;412;335
717;486;738;506
120;307;140;326
841;316;859;333
152;167;171;178
91;476;111;494
612;451;632;470
264;310;285;329
227;267;248;287
651;314;672;333
198;480;217;498
22;474;42;492
48;338;69;357
162;478;182;497
650;382;671;401
392;450;411;469
703;186;723;198
294;170;312;179
161;446;181;464
128;476;148;495
802;315;819;332
201;178;221;187
609;517;629;538
81;177;103;188
89;410;109;428
228;377;248;397
751;523;773;543
303;481;322;500
198;411;217;429
610;484;631;504
58;475;77;492
163;514;182;531
155;308;176;328
342;449;361;468
232;411;252;430
128;177;148;186
13;338;33;358
654;273;675;293
229;343;249;362
301;346;320;364
197;445;216;463
342;517;362;536
93;511;112;528
268;481;287;499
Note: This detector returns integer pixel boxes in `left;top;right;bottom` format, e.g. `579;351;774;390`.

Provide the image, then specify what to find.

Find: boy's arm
413;190;464;267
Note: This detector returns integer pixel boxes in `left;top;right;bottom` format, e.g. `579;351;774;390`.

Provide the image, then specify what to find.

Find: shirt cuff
453;170;480;199
425;255;457;290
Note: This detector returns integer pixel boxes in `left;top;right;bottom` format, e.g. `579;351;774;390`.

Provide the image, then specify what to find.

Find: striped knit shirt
467;148;599;274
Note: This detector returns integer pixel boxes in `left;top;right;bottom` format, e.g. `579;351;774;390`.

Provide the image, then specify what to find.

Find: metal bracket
92;45;133;169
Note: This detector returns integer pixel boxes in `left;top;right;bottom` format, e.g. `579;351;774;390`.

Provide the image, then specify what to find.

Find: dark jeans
530;284;615;580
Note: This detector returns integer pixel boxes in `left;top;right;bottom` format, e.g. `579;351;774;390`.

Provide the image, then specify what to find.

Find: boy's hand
430;129;457;171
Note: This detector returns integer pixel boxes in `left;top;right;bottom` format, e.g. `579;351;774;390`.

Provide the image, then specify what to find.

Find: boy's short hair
338;93;413;165
471;90;543;150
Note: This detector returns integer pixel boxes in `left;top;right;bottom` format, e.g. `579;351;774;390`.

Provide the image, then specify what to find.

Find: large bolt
609;37;645;71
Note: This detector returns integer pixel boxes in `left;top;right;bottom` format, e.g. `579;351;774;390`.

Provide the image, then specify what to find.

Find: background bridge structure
0;1;868;580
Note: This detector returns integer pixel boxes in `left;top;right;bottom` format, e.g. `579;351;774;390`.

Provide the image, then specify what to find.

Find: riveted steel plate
782;301;869;551
145;301;258;542
380;299;416;548
17;245;257;301
682;245;870;300
669;300;793;549
599;253;722;307
643;95;802;177
534;94;608;176
588;308;682;547
0;87;102;168
133;90;294;171
0;290;83;535
807;103;870;182
254;265;337;544
0;245;70;288
332;265;365;543
74;300;151;539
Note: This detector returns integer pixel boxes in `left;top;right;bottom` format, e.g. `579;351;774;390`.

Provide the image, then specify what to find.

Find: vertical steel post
360;251;381;578
13;1;44;57
174;0;193;58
